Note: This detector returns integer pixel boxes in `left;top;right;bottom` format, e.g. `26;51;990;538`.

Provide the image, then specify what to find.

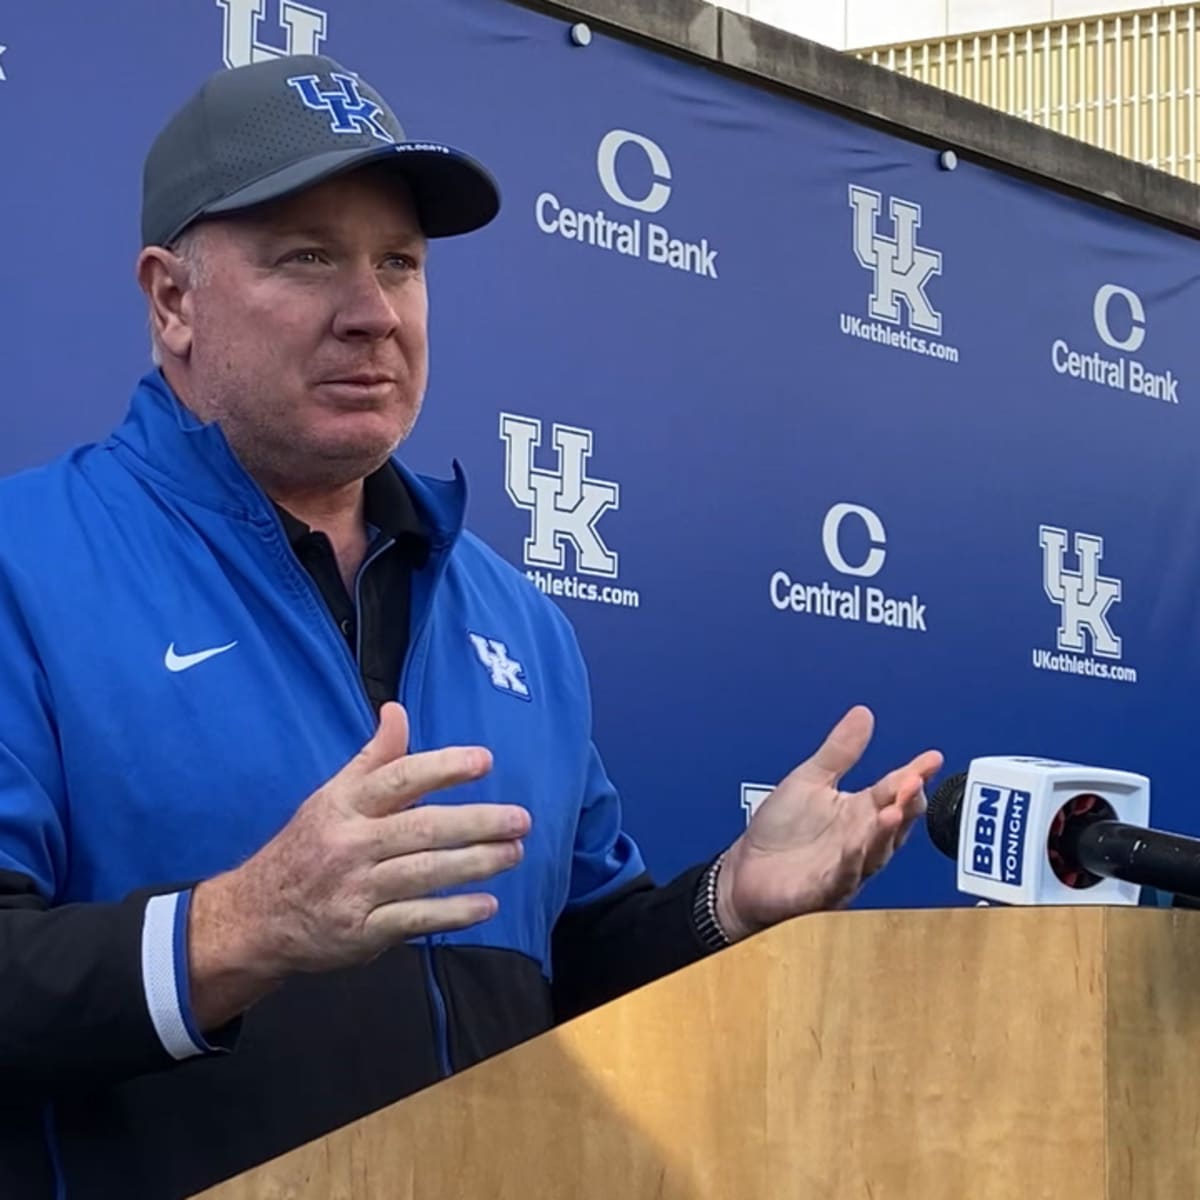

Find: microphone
925;756;1150;906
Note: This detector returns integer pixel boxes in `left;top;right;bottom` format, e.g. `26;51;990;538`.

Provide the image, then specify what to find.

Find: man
0;55;942;1199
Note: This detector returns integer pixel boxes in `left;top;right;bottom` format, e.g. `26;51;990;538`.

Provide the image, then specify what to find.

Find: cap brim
198;142;500;238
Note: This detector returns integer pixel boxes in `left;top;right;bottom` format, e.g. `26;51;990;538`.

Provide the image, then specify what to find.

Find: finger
364;894;500;945
865;750;943;811
784;705;875;789
339;702;411;781
889;779;927;849
367;841;525;905
354;745;493;818
861;776;928;875
369;803;532;859
891;814;918;853
912;749;944;784
862;805;907;877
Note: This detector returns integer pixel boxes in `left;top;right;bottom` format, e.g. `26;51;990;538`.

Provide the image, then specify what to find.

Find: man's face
175;166;429;491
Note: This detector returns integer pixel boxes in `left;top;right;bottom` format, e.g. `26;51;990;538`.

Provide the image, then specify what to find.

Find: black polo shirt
274;463;429;713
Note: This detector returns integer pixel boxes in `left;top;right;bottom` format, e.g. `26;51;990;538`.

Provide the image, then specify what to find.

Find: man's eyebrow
255;223;427;247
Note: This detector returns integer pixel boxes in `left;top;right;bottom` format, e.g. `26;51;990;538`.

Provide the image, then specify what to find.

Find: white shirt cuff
141;890;211;1060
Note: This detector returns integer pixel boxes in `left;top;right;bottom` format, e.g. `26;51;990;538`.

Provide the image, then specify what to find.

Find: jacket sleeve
0;569;227;1094
549;741;718;1022
0;874;226;1092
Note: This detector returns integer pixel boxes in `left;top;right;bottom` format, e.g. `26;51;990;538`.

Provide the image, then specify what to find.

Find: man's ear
136;245;196;361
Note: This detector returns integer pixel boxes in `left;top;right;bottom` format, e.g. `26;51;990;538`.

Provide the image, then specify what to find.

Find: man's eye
383;254;418;271
284;250;325;265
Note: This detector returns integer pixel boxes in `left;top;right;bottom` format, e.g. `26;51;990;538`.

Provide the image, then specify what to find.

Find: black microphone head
926;771;968;859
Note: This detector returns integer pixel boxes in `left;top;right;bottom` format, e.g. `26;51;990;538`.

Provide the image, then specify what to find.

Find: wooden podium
194;907;1200;1199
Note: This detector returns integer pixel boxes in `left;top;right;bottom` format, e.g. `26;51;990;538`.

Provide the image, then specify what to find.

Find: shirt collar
274;461;431;563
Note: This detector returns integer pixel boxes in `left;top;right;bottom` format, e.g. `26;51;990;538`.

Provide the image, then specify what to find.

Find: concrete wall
711;0;1179;50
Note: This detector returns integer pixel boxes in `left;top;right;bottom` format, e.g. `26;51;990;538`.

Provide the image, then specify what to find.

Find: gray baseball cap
141;54;500;247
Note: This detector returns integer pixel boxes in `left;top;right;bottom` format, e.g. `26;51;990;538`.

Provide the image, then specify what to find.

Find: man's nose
331;265;401;341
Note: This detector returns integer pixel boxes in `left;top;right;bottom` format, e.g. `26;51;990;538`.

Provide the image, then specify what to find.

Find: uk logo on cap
286;73;394;144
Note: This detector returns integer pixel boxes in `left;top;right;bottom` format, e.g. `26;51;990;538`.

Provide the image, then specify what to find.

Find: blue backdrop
2;0;1196;908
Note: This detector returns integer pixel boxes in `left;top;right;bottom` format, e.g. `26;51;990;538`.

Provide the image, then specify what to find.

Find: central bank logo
1094;285;1145;353
840;186;959;365
769;503;928;633
534;130;719;280
597;130;672;213
500;414;640;611
1050;284;1180;404
822;502;887;577
218;0;328;69
1033;525;1137;684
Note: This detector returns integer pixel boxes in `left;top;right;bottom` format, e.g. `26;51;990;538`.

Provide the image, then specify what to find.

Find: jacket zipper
355;542;453;1078
422;944;453;1077
352;535;396;684
397;536;456;1078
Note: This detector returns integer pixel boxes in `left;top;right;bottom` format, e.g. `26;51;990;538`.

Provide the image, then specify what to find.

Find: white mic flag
956;756;1149;906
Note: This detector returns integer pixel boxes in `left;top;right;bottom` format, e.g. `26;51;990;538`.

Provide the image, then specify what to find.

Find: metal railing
857;6;1200;181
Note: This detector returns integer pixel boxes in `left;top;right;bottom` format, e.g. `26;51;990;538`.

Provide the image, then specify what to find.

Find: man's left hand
715;706;942;942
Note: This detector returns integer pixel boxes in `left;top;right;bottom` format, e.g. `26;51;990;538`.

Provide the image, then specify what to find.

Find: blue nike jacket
0;371;710;1200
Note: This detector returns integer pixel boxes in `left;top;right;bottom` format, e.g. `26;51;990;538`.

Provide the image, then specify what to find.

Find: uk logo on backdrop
499;413;640;610
217;0;328;68
842;186;960;366
1033;525;1137;684
0;42;8;83
769;502;929;633
1049;284;1180;405
534;129;720;280
740;783;773;825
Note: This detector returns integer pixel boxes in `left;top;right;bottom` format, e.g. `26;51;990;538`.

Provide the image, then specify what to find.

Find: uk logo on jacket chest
469;633;531;701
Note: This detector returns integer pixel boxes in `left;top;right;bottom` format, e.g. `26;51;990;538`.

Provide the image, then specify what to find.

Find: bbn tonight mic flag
926;757;1149;906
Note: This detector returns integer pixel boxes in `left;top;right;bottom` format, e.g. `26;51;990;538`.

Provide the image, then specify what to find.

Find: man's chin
224;406;421;492
310;405;415;459
240;435;401;493
319;405;417;448
305;436;404;485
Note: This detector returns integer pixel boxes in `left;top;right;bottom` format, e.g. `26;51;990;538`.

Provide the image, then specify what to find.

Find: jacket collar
109;369;467;549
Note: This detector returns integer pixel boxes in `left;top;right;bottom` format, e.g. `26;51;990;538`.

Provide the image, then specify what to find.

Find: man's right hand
187;702;530;1031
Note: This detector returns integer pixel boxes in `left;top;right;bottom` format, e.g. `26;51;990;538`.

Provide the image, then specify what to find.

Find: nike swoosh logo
164;641;238;673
